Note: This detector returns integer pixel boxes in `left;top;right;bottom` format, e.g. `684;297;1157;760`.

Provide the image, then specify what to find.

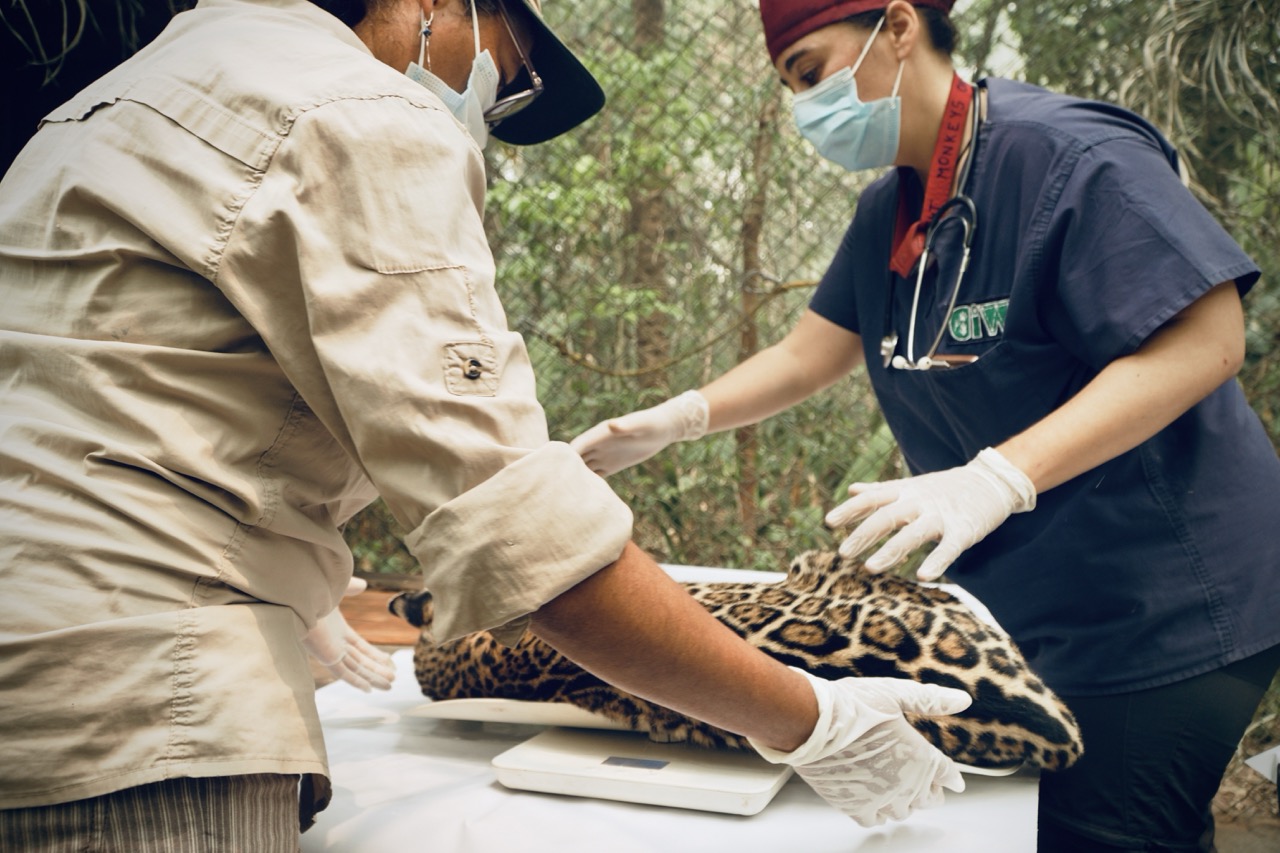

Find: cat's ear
389;590;434;629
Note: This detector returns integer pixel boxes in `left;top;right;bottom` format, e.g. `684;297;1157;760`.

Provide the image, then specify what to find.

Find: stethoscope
881;87;982;371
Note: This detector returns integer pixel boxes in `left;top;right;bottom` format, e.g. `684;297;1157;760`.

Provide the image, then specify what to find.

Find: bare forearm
702;309;864;433
999;281;1245;492
529;541;817;752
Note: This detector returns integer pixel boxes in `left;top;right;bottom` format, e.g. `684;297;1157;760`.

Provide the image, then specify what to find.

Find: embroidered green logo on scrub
948;299;1008;343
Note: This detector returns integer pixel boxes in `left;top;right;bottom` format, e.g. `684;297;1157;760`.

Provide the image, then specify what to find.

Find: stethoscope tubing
905;195;977;366
885;84;983;372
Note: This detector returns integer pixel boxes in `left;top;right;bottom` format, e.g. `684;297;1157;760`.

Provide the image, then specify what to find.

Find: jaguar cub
390;550;1083;772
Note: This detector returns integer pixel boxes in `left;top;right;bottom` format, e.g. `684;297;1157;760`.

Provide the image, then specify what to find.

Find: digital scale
410;697;793;815
492;727;795;816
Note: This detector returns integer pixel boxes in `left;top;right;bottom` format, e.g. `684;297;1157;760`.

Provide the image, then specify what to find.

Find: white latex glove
303;578;396;692
751;669;972;827
569;389;709;477
826;447;1036;581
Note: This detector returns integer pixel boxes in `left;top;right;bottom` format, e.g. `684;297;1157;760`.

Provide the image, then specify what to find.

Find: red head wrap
759;0;956;63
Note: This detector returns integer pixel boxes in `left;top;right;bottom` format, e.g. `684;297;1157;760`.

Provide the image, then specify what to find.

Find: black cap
489;0;605;145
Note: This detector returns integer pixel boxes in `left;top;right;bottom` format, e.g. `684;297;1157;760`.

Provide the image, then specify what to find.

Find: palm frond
0;0;88;84
1;0;194;85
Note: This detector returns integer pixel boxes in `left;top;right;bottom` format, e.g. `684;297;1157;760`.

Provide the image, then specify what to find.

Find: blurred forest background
399;0;1280;575
3;0;1277;825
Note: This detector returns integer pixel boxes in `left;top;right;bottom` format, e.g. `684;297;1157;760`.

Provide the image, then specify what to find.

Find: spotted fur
389;550;1083;771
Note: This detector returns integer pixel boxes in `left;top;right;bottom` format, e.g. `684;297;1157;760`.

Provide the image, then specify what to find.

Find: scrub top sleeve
1045;136;1260;369
809;218;865;335
809;175;902;335
808;185;890;335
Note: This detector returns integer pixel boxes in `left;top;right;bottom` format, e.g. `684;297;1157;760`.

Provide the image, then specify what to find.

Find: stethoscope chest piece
882;194;978;372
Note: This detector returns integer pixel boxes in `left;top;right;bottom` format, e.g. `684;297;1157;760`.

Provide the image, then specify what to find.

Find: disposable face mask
792;16;905;171
406;10;500;149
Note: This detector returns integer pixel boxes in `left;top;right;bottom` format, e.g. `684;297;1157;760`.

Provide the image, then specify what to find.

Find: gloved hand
569;389;709;477
750;669;972;827
826;447;1036;581
303;578;396;692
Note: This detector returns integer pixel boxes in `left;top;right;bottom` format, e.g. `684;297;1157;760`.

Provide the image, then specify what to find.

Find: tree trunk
627;0;670;391
734;87;781;538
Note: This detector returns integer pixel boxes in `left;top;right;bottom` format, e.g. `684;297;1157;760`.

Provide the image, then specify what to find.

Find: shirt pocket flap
444;341;499;396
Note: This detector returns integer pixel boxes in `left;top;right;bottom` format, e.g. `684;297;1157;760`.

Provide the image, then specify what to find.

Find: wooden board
339;588;421;647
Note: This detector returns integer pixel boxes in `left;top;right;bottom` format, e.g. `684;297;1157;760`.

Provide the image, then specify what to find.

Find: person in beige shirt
0;0;972;847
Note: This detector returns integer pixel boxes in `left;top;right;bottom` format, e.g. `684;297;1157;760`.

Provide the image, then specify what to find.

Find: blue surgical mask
406;11;500;149
792;16;905;171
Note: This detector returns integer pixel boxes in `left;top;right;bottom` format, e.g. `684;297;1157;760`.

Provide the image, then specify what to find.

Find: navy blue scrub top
810;77;1280;695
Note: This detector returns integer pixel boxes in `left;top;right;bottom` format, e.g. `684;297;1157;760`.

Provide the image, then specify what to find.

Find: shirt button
464;359;483;380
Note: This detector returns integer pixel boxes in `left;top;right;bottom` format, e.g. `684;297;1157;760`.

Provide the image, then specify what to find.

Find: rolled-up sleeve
408;441;631;643
216;91;632;642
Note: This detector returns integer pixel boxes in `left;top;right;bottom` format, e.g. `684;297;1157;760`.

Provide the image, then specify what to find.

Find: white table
302;649;1040;852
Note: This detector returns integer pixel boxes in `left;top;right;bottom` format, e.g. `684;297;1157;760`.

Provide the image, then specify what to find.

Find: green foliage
7;0;1275;793
1004;0;1141;100
352;0;1280;768
1001;0;1280;446
343;0;1278;576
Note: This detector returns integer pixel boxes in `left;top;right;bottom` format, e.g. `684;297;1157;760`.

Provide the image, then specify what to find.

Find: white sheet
303;650;1040;852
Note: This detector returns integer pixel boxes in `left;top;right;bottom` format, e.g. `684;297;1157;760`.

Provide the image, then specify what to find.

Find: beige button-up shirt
0;0;631;808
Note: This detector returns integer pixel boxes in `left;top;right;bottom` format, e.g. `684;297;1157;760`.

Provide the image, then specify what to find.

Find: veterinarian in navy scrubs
0;0;982;846
571;1;1280;849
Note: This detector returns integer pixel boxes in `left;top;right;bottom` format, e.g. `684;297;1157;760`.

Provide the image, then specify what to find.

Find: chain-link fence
343;0;1083;575
3;0;1276;819
342;3;1280;816
345;0;1280;577
9;1;1268;578
349;0;904;574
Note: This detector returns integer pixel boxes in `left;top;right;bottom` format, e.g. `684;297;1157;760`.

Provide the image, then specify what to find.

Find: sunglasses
483;3;544;127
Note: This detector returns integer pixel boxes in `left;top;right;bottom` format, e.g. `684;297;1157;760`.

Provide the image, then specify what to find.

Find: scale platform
492;727;794;816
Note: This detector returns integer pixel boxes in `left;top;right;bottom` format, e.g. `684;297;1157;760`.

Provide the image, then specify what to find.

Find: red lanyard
889;73;974;278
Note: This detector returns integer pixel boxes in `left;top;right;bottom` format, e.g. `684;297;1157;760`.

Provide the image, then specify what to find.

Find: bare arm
570;309;864;477
702;309;865;433
529;541;817;752
998;280;1246;491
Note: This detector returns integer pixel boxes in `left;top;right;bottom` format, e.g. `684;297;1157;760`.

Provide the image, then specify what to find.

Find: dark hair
846;6;957;56
306;0;500;28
